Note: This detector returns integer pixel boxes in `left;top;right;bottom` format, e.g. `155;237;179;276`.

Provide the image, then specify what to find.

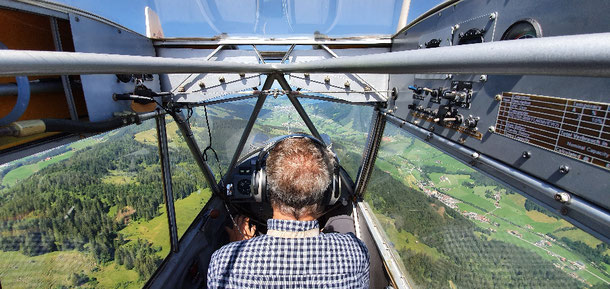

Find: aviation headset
250;134;342;206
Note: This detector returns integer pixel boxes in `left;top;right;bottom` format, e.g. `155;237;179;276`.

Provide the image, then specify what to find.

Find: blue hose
0;42;31;126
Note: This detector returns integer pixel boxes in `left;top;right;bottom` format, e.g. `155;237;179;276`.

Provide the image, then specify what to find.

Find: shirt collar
267;219;319;232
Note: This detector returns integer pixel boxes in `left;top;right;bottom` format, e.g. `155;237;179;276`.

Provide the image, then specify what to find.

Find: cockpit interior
0;0;609;288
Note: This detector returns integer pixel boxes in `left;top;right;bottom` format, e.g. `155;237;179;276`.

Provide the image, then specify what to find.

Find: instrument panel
389;0;610;212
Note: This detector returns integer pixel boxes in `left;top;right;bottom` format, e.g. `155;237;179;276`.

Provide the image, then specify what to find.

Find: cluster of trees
115;238;163;281
364;166;585;289
524;199;558;220
0;126;207;282
549;235;610;266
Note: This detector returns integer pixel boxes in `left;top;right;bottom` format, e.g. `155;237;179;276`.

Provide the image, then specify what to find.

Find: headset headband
251;133;341;205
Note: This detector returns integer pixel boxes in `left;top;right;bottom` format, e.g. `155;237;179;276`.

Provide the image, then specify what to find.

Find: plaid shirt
207;219;370;289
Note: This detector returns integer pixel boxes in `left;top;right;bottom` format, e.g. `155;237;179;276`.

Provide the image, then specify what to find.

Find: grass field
90;189;212;288
374;212;443;260
374;135;610;287
91;262;141;289
1;136;105;188
133;118;183;146
102;169;137;185
2;151;74;187
555;228;604;248
0;250;95;289
68;137;104;150
119;188;212;258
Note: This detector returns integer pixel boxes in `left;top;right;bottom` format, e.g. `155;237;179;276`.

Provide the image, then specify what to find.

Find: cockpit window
237;94;310;160
364;122;610;288
190;99;258;180
299;99;374;180
0;119;174;288
49;0;405;37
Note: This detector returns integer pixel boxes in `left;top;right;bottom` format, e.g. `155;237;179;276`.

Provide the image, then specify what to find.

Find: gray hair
266;137;335;219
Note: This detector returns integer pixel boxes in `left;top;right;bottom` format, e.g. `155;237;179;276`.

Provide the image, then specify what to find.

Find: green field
2;150;74;187
0;250;95;289
119;188;212;258
375;136;610;286
374;212;442;260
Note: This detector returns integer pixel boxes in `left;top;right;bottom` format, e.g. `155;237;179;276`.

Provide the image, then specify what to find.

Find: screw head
324;76;331;83
489;12;497;20
344;81;350;87
218;76;225;83
559;165;570;174
177;86;186;92
479;75;488;82
495;94;503;101
555;192;571;203
304;73;310;78
488;126;496;133
391;87;398;100
522;151;531;159
198;81;205;88
239;72;246;78
471;152;480;159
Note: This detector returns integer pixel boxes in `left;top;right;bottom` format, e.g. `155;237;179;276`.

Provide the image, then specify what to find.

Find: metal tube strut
383;112;610;244
156;115;179;253
172;110;220;195
275;74;324;142
3;33;610;77
319;45;387;101
275;33;610;77
226;75;274;175
0;49;273;76
355;108;386;197
50;17;78;120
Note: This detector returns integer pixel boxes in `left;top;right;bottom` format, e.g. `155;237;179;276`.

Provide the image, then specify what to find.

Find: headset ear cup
260;167;267;203
328;171;341;206
251;170;259;202
251;169;264;203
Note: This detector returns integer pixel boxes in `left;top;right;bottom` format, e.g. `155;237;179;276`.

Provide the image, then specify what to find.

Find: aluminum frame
153;37;392;47
3;32;610;78
50;17;78;121
275;74;324;142
355;108;387;198
226;75;275;175
155;115;179;253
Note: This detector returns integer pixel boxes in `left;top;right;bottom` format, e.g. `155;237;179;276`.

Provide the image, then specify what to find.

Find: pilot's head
266;137;335;219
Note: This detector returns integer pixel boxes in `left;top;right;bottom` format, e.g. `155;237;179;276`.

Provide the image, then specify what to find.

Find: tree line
0;127;208;281
364;165;584;289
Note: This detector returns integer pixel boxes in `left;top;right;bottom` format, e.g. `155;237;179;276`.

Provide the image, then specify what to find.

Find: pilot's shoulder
324;232;369;257
210;238;256;264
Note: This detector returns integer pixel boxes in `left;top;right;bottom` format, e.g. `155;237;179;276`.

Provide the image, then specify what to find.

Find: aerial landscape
0;96;608;288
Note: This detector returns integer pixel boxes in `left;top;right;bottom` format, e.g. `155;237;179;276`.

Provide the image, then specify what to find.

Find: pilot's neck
272;208;316;222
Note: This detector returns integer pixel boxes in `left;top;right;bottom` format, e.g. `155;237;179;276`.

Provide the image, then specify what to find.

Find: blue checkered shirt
207;219;370;288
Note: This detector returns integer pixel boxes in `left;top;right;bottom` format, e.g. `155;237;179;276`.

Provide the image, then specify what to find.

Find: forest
364;166;586;289
0;121;208;284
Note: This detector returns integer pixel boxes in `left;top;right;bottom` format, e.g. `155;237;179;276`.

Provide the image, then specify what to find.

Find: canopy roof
46;0;443;38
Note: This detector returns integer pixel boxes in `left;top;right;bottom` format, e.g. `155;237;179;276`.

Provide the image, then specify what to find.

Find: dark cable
201;105;223;179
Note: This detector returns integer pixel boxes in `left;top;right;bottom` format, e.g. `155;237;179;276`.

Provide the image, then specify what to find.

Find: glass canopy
48;0;425;37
